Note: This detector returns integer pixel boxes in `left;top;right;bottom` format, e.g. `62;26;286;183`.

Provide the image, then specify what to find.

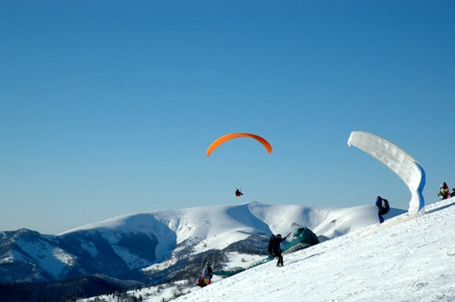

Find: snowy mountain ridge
81;198;455;302
61;201;394;254
0;201;404;293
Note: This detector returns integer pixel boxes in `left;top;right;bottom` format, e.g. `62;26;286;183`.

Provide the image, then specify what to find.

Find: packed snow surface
172;198;455;302
81;198;455;302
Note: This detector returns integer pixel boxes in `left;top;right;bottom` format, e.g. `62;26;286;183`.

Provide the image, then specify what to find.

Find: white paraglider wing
348;131;425;214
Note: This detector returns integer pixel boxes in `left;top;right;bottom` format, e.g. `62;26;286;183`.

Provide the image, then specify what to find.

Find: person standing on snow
375;196;390;224
268;233;288;266
438;182;451;200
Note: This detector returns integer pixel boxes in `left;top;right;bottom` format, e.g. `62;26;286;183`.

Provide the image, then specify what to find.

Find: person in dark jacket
451;188;455;198
375;196;390;224
268;234;288;266
438;182;451;200
235;188;244;197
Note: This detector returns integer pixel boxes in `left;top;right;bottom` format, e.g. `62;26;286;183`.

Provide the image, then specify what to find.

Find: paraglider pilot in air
268;233;288;266
235;188;243;197
375;196;390;224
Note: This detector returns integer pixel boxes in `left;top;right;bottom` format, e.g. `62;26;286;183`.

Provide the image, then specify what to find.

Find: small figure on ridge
375;196;390;224
438;182;451;200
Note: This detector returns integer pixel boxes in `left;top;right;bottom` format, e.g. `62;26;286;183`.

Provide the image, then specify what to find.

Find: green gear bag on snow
283;227;319;254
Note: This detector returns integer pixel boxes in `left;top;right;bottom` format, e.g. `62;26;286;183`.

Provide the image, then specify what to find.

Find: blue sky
1;0;454;234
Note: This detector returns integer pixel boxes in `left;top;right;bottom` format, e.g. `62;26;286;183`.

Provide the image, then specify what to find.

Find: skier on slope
375;196;390;224
268;233;288;266
438;182;451;200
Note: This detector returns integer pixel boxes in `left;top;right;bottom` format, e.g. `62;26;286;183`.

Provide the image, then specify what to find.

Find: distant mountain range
0;201;405;300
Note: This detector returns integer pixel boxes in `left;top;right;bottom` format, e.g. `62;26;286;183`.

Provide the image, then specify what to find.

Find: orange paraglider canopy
206;133;272;157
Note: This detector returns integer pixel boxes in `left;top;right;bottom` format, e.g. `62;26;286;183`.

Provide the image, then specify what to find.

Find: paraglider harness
438;183;450;200
235;189;244;197
197;263;214;287
377;197;390;216
268;235;276;257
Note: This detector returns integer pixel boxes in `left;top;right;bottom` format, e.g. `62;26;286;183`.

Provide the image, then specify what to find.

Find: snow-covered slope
0;229;71;283
61;201;391;276
1;201;395;284
170;198;455;302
